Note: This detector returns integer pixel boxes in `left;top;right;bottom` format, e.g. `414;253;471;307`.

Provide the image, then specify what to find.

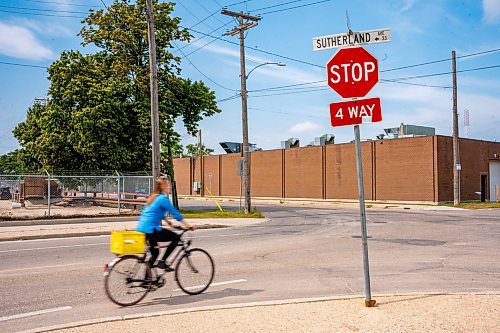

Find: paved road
0;204;498;332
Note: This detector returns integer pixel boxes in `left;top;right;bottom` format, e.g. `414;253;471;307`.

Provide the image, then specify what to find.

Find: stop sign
326;47;379;99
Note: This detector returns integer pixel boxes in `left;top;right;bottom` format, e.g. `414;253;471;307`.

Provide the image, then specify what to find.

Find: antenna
464;109;470;138
345;10;353;35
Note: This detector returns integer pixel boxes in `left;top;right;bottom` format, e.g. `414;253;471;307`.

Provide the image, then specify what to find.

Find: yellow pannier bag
110;231;146;254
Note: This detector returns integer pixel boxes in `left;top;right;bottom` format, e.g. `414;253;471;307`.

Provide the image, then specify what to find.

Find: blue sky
0;0;499;156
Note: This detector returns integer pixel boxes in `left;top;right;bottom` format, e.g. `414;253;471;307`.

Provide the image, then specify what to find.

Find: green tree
0;149;26;174
185;143;214;157
14;0;221;177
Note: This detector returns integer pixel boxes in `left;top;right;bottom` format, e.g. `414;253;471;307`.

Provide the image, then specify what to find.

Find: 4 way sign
330;97;382;127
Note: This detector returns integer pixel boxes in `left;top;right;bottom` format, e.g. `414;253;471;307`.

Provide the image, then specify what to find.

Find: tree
0;149;26;174
185;143;214;157
14;0;220;177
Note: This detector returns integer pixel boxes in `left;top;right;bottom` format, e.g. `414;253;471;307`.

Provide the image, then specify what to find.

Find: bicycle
104;227;215;306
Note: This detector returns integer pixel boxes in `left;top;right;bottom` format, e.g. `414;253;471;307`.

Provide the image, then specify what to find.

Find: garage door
490;160;500;202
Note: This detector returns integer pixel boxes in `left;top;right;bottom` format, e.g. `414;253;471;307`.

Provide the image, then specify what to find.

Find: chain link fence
0;172;158;218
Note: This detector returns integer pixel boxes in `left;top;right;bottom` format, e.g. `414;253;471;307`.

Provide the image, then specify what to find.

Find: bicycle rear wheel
175;248;215;295
104;255;151;306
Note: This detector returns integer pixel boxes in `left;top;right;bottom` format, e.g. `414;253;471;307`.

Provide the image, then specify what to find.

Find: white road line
0;263;86;274
0;306;72;322
173;279;247;292
0;242;108;253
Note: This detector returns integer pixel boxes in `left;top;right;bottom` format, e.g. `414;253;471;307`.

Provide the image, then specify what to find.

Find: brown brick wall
325;142;373;200
173;158;191;195
437;136;500;201
374;136;435;201
220;153;242;196
172;136;500;202
251;149;282;197
203;155;220;196
285;146;323;199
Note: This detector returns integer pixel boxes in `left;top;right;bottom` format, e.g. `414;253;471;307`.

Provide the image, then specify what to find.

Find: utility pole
221;9;260;214
198;129;204;197
146;0;161;180
452;51;460;206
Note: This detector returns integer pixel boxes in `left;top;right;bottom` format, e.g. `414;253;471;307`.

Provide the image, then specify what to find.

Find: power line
225;0;255;7
249;87;329;98
257;0;334;15
379;79;451;89
186;26;324;68
251;0;307;13
0;8;85;18
248;80;325;92
21;0;101;8
176;21;233;55
0;4;89;14
388;64;500;81
193;0;225;24
381;47;500;73
0;61;48;69
172;40;239;92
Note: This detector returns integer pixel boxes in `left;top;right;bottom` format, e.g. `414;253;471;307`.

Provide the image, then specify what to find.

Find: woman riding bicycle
136;176;194;272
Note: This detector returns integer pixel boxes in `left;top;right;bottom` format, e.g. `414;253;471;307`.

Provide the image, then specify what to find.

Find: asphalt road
0;204;499;332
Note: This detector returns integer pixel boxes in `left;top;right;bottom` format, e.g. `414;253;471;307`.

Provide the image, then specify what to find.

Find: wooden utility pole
146;0;161;180
452;51;460;206
198;129;204;197
221;9;260;214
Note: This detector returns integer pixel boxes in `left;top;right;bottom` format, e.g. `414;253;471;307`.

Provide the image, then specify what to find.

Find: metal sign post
354;125;375;306
314;27;390;308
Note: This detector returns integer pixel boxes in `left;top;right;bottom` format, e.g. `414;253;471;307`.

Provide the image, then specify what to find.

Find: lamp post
241;61;285;214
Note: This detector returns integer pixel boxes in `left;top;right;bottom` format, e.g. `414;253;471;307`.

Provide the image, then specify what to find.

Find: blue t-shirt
136;193;183;234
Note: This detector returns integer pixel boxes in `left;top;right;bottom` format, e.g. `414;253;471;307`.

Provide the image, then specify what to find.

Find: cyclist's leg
146;232;159;266
156;228;180;261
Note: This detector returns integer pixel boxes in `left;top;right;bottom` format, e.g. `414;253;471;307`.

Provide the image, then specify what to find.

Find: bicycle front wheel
175;248;215;295
104;255;151;306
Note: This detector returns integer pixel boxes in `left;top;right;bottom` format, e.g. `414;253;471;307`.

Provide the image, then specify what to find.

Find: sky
0;0;499;157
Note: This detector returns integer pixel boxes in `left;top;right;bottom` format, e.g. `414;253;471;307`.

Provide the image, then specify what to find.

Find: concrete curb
0;224;230;242
21;291;500;333
0;216;139;227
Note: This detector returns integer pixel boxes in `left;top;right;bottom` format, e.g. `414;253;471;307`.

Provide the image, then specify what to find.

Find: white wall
490;161;500;202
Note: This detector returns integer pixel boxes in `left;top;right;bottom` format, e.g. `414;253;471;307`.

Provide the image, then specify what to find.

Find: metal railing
0;171;158;217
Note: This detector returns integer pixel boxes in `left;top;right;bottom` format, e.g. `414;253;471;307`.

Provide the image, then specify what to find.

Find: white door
490;161;500;202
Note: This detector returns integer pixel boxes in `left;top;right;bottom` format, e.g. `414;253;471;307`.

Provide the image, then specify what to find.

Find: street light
246;62;286;79
240;61;286;214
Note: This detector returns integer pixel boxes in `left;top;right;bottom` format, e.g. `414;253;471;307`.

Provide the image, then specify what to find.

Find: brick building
173;135;500;203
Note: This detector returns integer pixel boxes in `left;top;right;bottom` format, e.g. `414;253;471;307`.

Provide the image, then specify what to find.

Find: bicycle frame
104;229;191;277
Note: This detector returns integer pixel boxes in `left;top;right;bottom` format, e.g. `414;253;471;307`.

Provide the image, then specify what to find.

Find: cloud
483;0;500;23
290;121;321;134
11;18;72;37
0;22;53;60
401;0;418;12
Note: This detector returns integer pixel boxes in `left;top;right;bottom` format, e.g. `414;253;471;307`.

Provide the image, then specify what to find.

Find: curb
21;291;500;333
0;223;232;242
0;216;139;227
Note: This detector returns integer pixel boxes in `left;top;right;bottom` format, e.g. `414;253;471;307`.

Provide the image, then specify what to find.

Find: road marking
0;263;84;274
0;242;108;253
0;306;72;322
173;279;247;292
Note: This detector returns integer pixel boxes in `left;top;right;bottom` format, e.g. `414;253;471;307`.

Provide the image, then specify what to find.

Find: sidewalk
0;218;267;242
31;293;499;333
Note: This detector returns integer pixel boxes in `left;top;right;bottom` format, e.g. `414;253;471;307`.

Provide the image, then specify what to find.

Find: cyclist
136;176;194;272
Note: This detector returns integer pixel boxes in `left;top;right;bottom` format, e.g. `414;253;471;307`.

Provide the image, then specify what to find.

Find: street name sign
330;97;382;127
326;47;379;99
313;28;391;51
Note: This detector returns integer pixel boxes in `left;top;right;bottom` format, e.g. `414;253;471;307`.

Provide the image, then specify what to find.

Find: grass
440;201;500;209
179;209;264;218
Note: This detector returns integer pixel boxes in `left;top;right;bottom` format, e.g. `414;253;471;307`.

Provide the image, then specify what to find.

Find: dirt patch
0;199;137;221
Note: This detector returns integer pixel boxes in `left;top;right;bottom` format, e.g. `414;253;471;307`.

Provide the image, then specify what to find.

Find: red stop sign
326;47;379;98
